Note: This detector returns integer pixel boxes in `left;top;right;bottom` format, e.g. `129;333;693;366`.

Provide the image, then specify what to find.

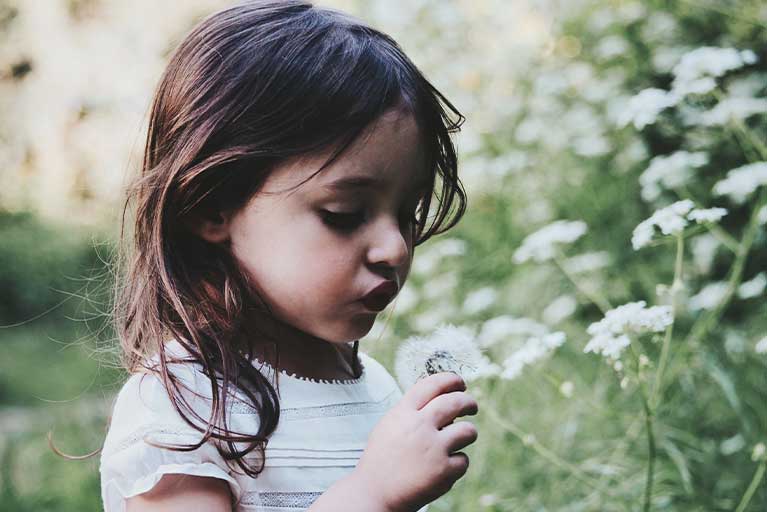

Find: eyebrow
322;174;431;194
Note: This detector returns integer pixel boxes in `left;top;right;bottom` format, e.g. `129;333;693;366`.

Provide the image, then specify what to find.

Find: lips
361;280;398;312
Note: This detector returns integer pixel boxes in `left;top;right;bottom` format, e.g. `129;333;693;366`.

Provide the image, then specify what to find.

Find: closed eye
320;209;365;231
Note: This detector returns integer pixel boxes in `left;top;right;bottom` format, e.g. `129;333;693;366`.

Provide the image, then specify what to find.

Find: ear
185;210;232;244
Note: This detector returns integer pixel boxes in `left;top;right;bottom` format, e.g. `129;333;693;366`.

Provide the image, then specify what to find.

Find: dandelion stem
650;233;684;411
734;460;766;512
483;405;613;496
552;252;612;314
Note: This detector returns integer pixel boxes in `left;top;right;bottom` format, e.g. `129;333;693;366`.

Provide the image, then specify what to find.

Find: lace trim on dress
240;490;323;508
250;353;366;386
229;388;398;419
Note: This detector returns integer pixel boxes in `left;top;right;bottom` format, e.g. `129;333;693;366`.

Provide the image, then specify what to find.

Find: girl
99;1;479;511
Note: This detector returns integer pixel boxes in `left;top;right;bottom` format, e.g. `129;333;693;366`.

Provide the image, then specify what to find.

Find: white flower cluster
501;331;566;380
712;162;767;204
477;315;549;348
699;97;767;126
394;324;500;390
672;47;758;95
584;301;673;360
632;200;728;250
617;88;679;130
756;337;767;355
639;151;709;202
688;281;728;311
618;47;758;130
513;220;588;263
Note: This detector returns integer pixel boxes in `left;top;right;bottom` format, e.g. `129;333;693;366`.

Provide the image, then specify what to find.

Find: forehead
264;110;431;197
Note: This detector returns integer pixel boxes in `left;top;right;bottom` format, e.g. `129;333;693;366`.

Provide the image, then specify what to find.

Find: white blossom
737;272;766;299
639;151;709;201
671;47;758;96
412;238;466;275
563;251;612;273
513;220;588;263
712;162;767;204
617;88;679;129
687;207;728;224
477;315;549;348
755;337;767;354
584;301;673;360
690;234;720;274
559;380;575;398
632;200;694;249
752;442;767;461
479;494;499;507
394;324;499;390
699;97;767;126
462;287;498;315
542;295;578;325
758;205;767;225
500;331;566;380
688;281;728;311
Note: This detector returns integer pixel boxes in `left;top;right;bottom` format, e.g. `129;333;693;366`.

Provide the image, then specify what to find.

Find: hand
352;372;479;512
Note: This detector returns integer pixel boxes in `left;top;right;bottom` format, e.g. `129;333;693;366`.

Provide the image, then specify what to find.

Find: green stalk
734;460;766;512
552;252;613;314
650;233;684;411
483;406;614;496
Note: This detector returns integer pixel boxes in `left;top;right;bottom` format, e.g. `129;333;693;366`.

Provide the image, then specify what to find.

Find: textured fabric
99;339;430;511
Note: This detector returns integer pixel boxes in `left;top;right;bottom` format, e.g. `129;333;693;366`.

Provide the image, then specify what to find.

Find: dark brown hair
113;0;466;477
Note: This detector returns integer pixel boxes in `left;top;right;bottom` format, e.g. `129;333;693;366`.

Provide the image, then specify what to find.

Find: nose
365;217;411;279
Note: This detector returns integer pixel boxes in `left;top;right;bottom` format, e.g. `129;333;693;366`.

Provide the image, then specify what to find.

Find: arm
307;470;395;512
125;474;233;512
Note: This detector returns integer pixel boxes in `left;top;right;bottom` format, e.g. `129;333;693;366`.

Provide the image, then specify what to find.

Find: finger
402;371;466;411
420;390;478;429
439;421;478;454
446;451;470;478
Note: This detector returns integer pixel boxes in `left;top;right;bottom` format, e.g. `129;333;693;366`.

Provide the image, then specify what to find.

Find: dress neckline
250;352;367;386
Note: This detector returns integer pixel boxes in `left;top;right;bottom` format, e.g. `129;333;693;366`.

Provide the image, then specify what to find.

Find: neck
241;306;359;380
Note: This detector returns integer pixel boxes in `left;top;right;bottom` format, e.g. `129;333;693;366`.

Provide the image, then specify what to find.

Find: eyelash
320;208;419;232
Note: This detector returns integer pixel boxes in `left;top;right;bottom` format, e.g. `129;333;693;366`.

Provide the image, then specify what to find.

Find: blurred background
1;0;765;510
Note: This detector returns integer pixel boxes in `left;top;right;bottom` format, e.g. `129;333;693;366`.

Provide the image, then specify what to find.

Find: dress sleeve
99;368;244;511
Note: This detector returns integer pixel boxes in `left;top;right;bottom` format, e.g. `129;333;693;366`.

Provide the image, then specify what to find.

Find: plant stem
734;460;766;512
675;186;739;253
552;252;613;314
483;405;614;496
638;383;656;512
650;233;684;411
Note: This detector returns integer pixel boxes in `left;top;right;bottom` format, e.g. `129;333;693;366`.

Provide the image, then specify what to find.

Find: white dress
99;339;430;512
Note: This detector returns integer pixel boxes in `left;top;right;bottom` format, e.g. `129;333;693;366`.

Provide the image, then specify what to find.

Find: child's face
225;108;428;345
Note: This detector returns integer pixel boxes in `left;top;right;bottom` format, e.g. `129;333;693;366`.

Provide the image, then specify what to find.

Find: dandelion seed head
394;324;492;390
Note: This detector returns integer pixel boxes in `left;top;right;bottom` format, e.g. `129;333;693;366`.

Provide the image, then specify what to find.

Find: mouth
360;280;399;312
